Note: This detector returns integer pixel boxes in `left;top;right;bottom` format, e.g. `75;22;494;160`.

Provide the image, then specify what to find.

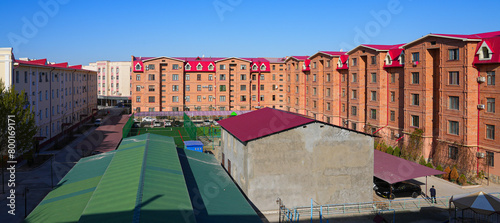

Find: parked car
153;121;162;127
213;120;219;126
94;119;102;126
142;116;154;122
132;122;140;128
373;177;422;199
203;120;211;126
164;121;172;127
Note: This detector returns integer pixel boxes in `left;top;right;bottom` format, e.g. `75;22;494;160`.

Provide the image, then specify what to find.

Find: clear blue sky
1;0;499;65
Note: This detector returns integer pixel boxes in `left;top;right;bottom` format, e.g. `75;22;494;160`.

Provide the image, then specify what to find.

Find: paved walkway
0;108;128;223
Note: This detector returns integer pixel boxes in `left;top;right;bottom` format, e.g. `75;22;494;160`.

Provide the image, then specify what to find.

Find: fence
280;192;500;223
184;113;197;140
122;114;135;138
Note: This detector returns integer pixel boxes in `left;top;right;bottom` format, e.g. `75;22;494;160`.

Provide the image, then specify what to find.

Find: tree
0;81;38;159
403;129;424;161
393;146;401;157
450;167;459;182
443;166;451;180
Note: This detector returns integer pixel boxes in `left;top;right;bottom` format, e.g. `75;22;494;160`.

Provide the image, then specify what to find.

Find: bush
443;166;451;180
436;165;443;178
418;156;427;165
386;146;394;155
393;146;401;157
458;174;467;185
450;167;459;182
425;162;434;169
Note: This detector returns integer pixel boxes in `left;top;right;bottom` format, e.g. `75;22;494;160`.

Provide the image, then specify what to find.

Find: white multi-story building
0;47;97;147
84;61;131;106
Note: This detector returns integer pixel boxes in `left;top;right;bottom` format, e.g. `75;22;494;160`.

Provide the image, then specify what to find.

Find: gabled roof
142;56;185;62
184;60;216;72
347;44;405;55
383;48;404;68
336;55;349;70
214;57;252;63
308;51;345;60
14;58;90;72
217;107;315;143
285;56;309;63
401;31;500;49
473;36;500;65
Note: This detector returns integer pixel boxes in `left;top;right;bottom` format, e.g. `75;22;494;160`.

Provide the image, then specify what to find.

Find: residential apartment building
0;47;97;148
285;56;309;115
131;56;285;112
83;61;131;106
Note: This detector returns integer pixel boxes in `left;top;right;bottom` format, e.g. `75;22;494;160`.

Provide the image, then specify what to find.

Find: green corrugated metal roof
179;149;262;223
25;134;260;223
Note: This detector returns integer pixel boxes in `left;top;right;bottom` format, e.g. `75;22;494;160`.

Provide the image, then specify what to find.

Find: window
351;106;357;116
220;74;226;80
219;96;226;102
196;63;203;70
172;85;179;91
241;74;246;80
326;73;331;82
390;110;395;121
313;100;316;108
449;121;459;135
411;52;419;62
240;85;246;91
449;96;459;110
172;96;179;102
352;122;357;130
481;46;491;60
411;115;419;127
197;74;201;81
411;94;419;106
148;85;155;92
370;109;377;119
352;73;357;82
313;74;316;82
487;71;495;85
390;91;395;102
208;85;213;91
148;74;155;81
136;75;141;81
136;96;141;102
260;64;266;70
252;95;257;101
240;65;246;70
208;74;213;80
295;74;299;82
342;74;346;82
220;64;226;70
260;74;264;80
116;83;119;88
272;74;276;80
342;89;346;97
326;102;331;111
448;146;458;160
449;72;459;85
240;95;246;101
342;104;345;112
371;91;377;101
312;62;316;69
220;85;226;92
260;85;264;90
197;96;202;102
326;60;330;68
208;64;214;70
186;85;190;91
326;88;331;97
487;98;495;113
15;72;19;83
172;74;179;81
351;90;357;99
485;151;495;167
371;56;376;64
148;96;155;103
352;58;357;66
411;72;419;84
185;96;190;102
186;74;190;81
487;124;495;140
391;73;395;83
449;49;459;60
371;73;377;83
172;64;179;70
197;85;201;91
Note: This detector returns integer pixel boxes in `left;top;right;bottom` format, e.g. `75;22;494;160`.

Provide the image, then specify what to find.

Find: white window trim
399;52;405;65
260;64;266;70
252;64;258;70
385;54;392;65
337;59;343;68
135;63;141;70
477;42;493;60
208;63;214;71
196;63;203;70
185;63;191;70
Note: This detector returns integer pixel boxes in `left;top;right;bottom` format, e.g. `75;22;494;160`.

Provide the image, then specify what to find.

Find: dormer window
260;64;266;70
185;63;191;70
399;52;405;65
196;63;203;70
478;42;493;60
385;54;392;65
135;63;141;70
208;63;214;71
337;59;343;68
252;64;258;70
302;64;306;69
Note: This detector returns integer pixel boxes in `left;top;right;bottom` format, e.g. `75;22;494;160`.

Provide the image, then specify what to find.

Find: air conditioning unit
477;76;486;83
477;152;485;158
413;61;419;66
255;106;261;109
478;104;485;110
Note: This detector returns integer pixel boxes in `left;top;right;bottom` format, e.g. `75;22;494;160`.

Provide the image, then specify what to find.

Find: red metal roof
337;55;349;70
473;36;500;65
15;59;89;71
217;107;315;143
374;150;444;184
184;60;216;72
384;46;405;68
432;31;500;40
302;59;311;72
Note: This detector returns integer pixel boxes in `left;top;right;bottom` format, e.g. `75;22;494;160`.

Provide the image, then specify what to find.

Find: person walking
430;185;436;204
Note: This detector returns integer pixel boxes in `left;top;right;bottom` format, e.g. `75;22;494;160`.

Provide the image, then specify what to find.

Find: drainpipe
475;65;481;175
304;64;306;116
373;67;390;135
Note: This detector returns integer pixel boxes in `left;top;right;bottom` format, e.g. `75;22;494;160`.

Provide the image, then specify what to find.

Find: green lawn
196;126;221;138
128;127;192;148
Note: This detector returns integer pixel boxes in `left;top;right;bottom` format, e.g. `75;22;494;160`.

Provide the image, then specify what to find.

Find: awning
374;150;444;184
450;191;500;215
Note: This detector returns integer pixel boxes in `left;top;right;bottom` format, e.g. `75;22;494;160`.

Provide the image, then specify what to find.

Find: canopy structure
450;191;500;215
374;150;444;184
134;110;252;117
